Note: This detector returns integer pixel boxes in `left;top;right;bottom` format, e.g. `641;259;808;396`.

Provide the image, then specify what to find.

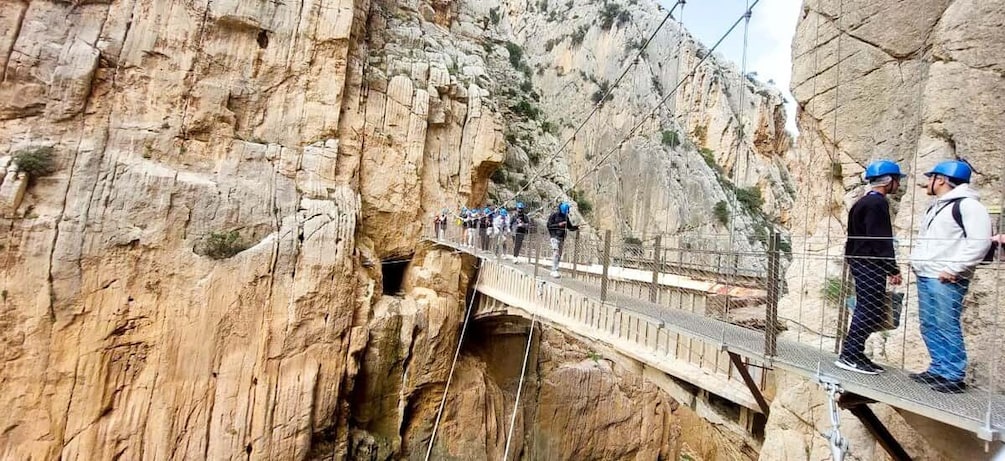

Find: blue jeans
840;261;887;362
917;276;970;381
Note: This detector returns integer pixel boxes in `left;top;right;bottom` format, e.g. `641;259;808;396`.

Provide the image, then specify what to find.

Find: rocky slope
770;0;1005;459
0;0;786;460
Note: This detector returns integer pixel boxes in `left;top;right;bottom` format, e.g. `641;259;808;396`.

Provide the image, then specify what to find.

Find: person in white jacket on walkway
909;160;992;394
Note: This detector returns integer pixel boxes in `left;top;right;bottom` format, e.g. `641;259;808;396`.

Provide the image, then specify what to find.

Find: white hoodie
910;184;992;279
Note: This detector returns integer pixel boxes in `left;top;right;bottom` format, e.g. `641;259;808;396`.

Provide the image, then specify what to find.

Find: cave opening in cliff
381;256;412;295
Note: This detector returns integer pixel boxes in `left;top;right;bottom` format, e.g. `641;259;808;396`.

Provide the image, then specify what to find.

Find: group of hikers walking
432;201;579;278
839;159;1001;394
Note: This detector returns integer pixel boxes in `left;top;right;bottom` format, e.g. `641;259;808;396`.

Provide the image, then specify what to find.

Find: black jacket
547;211;579;239
845;192;899;275
512;210;531;234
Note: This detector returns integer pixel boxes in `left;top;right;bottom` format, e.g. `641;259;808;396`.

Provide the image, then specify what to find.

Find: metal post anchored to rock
650;235;661;303
533;237;540;279
601;230;612;303
765;230;780;357
572;231;580;279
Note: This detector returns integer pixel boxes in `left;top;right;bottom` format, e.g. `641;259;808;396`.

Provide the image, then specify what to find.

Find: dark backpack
939;198;998;263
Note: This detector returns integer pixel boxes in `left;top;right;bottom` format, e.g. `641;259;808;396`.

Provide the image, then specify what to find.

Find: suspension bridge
420;228;1005;461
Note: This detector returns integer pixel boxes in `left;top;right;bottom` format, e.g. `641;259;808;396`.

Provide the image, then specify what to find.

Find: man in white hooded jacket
910;160;992;393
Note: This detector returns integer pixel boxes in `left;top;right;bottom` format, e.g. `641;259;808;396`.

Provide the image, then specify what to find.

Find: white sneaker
550;271;560;278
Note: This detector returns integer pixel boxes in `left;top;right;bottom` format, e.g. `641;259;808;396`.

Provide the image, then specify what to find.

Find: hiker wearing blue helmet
909;160;991;393
546;201;580;278
511;201;532;261
836;159;906;376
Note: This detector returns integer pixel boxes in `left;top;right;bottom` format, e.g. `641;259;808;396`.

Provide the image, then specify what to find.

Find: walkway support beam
600;230;612;302
729;352;771;416
840;397;913;461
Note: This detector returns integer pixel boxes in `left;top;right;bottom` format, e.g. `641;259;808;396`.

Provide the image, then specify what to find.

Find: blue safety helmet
863;160;906;180
559;202;571;214
483;207;491;214
516;201;525;209
499;208;508;216
461;206;468;212
924;160;972;184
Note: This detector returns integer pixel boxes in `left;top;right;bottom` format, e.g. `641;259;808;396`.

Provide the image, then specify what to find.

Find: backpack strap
928;197;966;235
950;199;967;238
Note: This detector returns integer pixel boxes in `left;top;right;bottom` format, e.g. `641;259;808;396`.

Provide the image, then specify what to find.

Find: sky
658;0;803;131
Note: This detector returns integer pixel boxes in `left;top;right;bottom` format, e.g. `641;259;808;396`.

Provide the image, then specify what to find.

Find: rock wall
0;0;505;459
771;0;1005;459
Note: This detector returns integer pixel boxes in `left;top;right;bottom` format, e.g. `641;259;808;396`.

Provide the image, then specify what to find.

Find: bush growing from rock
12;147;56;178
203;230;248;260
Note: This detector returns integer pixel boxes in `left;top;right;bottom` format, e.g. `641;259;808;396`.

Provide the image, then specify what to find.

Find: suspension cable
738;0;752;180
559;1;761;207
502;311;538;460
794;7;824;343
900;46;931;367
723;0;754;325
661;1;687;243
819;0;843;351
424;261;483;461
503;1;685;206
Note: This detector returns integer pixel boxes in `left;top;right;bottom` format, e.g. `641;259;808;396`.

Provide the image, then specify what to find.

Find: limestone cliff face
0;0;504;458
786;0;1003;236
771;1;1005;459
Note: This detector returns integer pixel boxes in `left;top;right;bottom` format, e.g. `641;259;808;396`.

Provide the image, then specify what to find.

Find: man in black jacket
511;202;531;261
546;202;579;278
836;160;905;375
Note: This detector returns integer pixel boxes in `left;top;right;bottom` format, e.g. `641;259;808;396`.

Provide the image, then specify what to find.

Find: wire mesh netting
424;210;1005;437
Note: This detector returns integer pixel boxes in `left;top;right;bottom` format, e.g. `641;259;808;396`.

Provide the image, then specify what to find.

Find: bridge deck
428;239;1005;441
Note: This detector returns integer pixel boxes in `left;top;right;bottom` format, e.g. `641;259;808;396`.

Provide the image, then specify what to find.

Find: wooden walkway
427;238;1005;442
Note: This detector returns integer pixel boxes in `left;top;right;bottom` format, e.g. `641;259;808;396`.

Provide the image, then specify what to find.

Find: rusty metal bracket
839;393;913;461
728;352;771;416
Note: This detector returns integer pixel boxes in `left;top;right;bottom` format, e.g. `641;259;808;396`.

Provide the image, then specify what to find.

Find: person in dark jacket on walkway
835;160;905;375
480;206;494;251
511;202;531;261
546;202;579;278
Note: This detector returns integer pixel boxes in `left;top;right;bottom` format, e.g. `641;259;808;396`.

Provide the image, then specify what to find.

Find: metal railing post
765;230;780;356
650;236;661;303
533;238;540;279
834;262;851;354
600;230;612;303
572;231;580;279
